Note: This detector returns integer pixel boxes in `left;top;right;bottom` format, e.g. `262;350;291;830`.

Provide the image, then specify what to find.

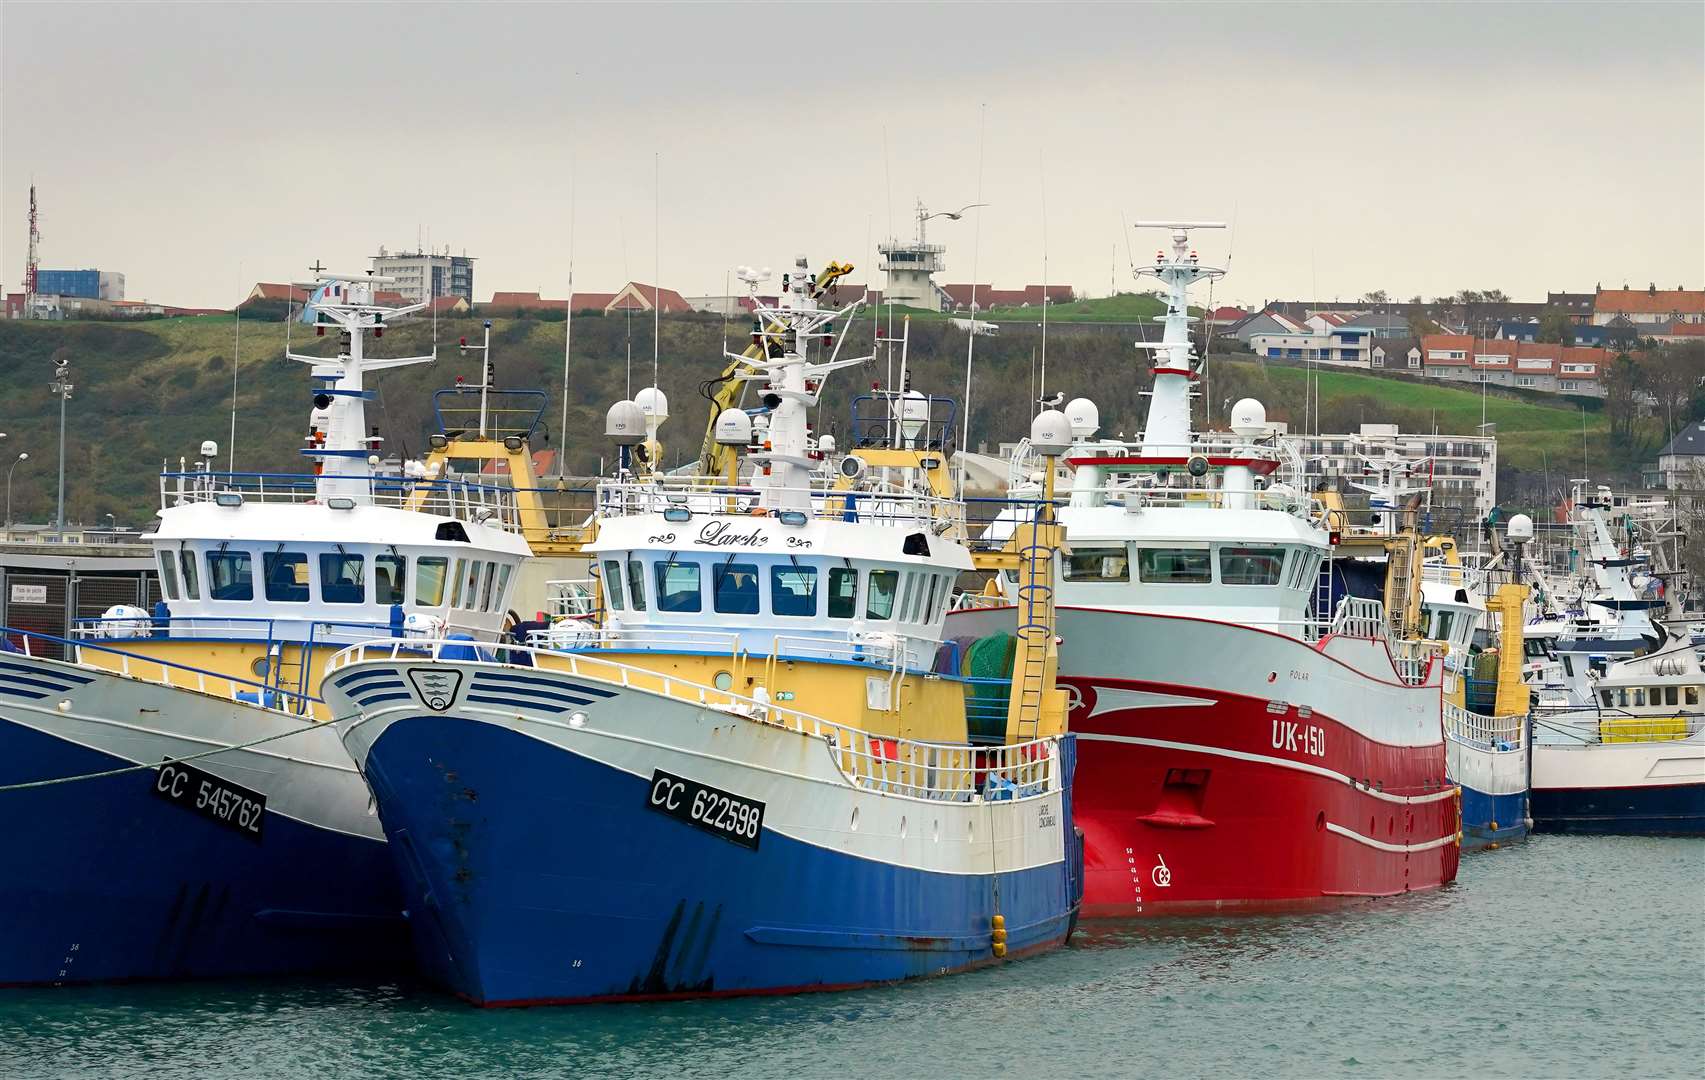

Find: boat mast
286;273;432;503
731;258;870;511
1131;221;1225;457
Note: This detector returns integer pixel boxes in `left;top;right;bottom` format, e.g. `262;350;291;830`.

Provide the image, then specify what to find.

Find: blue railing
1;624;327;712
70;613;408;713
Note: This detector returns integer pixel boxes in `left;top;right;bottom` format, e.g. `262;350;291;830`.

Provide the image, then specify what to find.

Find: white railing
594;475;962;529
527;625;744;656
1330;596;1388;641
1443;701;1526;748
159;470;521;531
326;636;1059;803
543;579;598;619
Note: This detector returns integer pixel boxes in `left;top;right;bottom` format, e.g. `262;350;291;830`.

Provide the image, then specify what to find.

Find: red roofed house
1591;285;1705;327
1206;305;1248;328
607;282;693;315
1422;334;1607;397
243;282;312;306
941;283;1075;311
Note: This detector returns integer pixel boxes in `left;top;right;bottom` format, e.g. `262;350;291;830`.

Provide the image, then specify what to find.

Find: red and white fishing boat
954;222;1459;915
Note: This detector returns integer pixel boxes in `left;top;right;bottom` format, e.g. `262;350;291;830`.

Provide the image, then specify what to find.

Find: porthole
850;806;860;832
713;671;733;691
251;657;271;678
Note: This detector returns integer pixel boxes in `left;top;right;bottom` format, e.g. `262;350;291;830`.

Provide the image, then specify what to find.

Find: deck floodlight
214;492;244;508
326;497;356;510
778;510;808;526
663;507;692;523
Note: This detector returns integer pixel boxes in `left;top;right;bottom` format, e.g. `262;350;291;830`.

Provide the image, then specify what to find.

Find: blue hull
1531;783;1705;835
0;715;409;985
359;714;1080;1006
1459;786;1530;851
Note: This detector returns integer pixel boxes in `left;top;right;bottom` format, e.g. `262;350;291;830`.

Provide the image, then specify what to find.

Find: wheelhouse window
1601;690;1615;708
922;575;940;623
1219;546;1286;586
1137;547;1211;584
179;550;200;600
603;559;626;611
772;565;818;617
899;574;921;622
207;551;253;601
626;558;647;611
1687;687;1700;706
656;561;702;613
319;553;365;604
449;559;466;608
713;562;761;615
157;552;180;601
461;561;482;610
494;563;513;611
1064;546;1130;581
1433;611;1455;643
828;566;858;619
479;562;497;611
866;569;898;620
375;554;406;606
416;557;449;606
263;551;309;603
1664;686;1678;707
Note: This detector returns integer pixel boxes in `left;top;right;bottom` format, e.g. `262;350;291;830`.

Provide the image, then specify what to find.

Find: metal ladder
1009;525;1055;743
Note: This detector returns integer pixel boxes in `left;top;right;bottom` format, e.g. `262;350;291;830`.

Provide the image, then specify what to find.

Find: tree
1361;290;1389;304
1603;353;1642;445
1408;295;1423;306
1645;342;1705;440
1537;307;1575;346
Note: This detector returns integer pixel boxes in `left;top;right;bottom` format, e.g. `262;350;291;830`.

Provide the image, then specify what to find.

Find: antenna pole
560;163;577;478
959;103;987;472
653;152;661;390
1039;152;1049;411
229;260;241;471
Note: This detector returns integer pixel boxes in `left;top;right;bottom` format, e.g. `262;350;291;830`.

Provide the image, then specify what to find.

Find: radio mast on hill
24;184;41;311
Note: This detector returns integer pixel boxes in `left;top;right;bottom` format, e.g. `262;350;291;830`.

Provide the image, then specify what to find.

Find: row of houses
1402;336;1610;397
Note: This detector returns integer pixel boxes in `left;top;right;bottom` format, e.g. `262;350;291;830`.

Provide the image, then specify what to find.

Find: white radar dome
199;440;219;458
1506;513;1534;544
605;400;646;445
1065;398;1100;439
1230;398;1267;438
900;389;929;443
633;386;670;423
817;433;837;454
713;408;754;446
1030;409;1073;457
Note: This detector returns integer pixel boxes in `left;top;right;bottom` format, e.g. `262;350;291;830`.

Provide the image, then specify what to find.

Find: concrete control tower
876;200;954;311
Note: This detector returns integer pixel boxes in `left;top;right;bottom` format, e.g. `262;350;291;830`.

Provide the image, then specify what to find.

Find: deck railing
326;637;1060;803
2;625;327;719
593;475;962;529
159;469;522;531
1443;701;1526;748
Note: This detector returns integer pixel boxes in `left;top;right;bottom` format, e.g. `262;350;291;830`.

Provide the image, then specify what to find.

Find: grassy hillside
0;313;1649;528
884;292;1171;325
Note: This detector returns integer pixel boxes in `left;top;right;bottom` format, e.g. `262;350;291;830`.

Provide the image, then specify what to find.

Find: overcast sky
3;2;1701;310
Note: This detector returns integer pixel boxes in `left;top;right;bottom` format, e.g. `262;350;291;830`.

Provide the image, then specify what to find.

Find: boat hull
951;606;1460;916
0;656;407;985
1446;736;1531;851
333;661;1080;1006
1531;736;1705;835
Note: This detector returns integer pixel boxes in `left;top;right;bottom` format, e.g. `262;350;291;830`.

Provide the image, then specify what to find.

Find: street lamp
6;452;29;530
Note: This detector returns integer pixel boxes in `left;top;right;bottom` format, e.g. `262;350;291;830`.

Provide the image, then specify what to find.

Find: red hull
1070;673;1460;916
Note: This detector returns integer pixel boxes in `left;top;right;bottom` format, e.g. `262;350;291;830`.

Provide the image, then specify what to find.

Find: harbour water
1;835;1698;1079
